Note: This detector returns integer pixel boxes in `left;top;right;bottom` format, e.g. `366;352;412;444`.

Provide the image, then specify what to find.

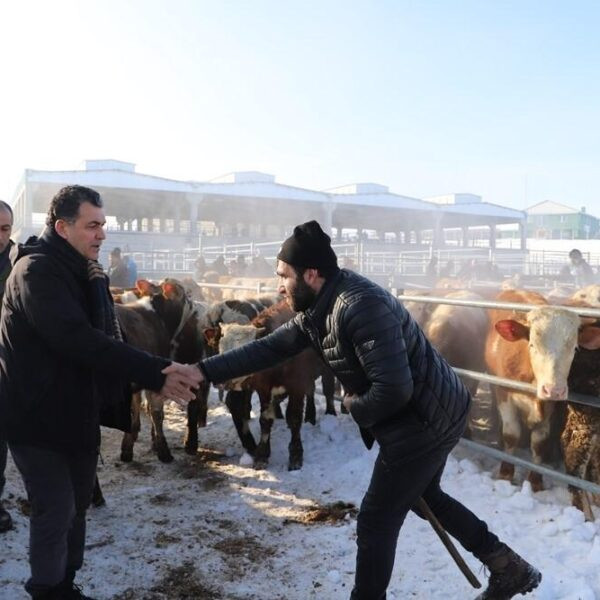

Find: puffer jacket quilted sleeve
343;291;414;428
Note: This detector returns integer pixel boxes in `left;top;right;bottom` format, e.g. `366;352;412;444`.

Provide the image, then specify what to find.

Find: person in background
175;221;542;600
211;254;228;276
107;247;130;288
194;255;207;281
0;199;14;533
0;185;200;600
123;253;138;288
559;248;595;286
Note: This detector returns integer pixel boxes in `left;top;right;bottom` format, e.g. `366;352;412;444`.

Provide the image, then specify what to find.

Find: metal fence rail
458;439;600;496
396;292;600;496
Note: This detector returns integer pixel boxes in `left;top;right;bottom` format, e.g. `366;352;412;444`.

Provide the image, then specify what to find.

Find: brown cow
485;289;600;491
217;301;327;470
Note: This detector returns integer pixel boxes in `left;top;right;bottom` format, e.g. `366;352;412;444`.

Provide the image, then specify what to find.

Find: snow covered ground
2;389;600;600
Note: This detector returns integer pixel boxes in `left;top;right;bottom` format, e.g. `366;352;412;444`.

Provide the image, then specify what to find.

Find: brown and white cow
485;289;600;491
216;301;328;471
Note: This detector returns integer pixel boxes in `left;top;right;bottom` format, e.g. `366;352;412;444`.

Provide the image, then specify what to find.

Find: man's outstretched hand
160;362;204;408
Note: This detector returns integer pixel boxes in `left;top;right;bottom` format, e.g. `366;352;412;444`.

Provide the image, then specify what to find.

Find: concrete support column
321;201;334;235
489;225;497;249
462;226;469;247
519;220;527;250
187;194;201;236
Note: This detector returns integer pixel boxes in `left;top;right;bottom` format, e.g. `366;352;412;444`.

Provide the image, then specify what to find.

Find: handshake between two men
159;362;205;407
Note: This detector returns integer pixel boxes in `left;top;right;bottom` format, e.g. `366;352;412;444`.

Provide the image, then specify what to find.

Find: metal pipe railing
453;368;600;410
458;438;600;496
397;294;600;319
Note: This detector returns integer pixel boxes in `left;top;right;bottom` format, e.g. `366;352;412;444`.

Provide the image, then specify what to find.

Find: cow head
218;323;266;390
495;306;600;400
136;279;161;297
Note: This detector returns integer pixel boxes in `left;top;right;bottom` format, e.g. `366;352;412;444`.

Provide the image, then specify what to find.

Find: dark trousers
9;443;98;596
350;447;499;600
0;438;7;497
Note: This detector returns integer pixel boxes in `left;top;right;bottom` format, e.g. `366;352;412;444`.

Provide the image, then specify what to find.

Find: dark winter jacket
0;240;14;303
201;269;470;465
0;230;169;455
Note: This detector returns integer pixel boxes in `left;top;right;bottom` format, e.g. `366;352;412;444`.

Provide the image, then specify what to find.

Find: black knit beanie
277;221;338;270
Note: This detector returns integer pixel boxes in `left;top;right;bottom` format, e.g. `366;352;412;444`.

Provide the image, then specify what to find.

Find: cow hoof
304;414;316;426
156;444;174;463
340;404;349;414
184;439;198;456
325;407;337;417
120;449;133;463
253;459;268;470
528;473;544;493
288;459;303;471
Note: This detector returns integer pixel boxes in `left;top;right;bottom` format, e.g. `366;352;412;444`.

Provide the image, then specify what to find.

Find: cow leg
184;382;210;456
529;412;553;492
322;370;337;416
146;391;173;463
497;394;520;483
91;476;106;507
287;392;305;471
254;391;275;469
273;394;285;419
120;391;142;463
225;389;257;455
184;399;200;456
304;380;317;425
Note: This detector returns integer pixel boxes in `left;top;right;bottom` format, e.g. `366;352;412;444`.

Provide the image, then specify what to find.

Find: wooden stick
581;490;596;522
416;497;482;589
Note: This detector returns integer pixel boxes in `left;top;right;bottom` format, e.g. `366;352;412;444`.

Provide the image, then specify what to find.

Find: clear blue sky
1;0;599;212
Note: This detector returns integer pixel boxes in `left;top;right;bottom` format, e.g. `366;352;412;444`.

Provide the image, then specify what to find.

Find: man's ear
303;268;320;286
54;220;69;240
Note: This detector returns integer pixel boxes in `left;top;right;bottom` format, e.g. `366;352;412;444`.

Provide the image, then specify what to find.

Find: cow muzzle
538;383;568;401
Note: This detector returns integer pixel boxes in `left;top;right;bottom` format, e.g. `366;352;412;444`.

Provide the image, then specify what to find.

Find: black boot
60;570;96;600
475;543;541;599
0;501;12;532
61;582;96;600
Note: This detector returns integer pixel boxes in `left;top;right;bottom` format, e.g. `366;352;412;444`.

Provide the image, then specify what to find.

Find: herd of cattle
100;273;600;519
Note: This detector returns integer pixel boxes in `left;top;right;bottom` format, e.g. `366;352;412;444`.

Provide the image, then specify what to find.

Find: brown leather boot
475;543;541;599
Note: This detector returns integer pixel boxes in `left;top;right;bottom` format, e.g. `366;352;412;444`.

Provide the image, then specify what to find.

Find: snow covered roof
15;161;525;223
526;200;580;215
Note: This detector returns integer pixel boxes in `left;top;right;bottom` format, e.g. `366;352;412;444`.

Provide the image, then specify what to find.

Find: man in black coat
0;199;14;534
0;186;201;600
182;221;541;599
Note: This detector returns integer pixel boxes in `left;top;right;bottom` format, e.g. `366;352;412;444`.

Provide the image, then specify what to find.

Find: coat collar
304;268;344;328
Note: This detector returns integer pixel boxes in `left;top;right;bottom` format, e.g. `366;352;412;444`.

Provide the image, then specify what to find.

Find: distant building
526;200;599;240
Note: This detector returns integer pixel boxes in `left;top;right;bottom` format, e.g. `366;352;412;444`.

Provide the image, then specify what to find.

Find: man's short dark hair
0;200;13;220
569;248;583;260
46;185;103;227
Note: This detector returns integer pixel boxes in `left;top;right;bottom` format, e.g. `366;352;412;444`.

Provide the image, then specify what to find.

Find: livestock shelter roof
11;160;526;240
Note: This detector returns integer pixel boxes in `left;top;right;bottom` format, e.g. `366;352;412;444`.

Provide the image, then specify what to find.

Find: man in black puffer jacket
184;220;541;600
0;186;201;600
